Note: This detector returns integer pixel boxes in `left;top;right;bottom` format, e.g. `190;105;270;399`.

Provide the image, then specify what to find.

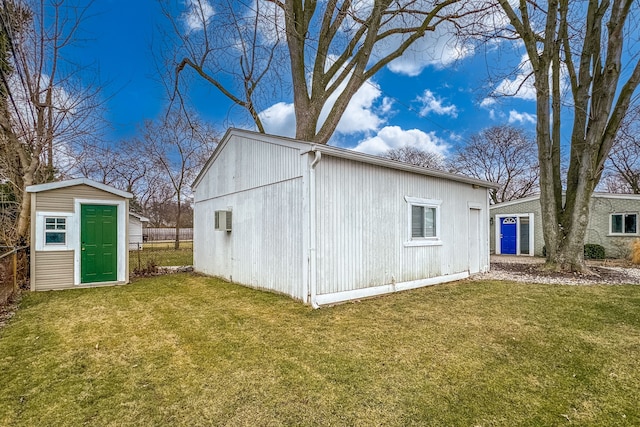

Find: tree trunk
174;196;181;250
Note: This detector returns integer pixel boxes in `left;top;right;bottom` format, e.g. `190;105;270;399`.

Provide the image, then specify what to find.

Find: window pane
520;218;530;254
612;214;623;233
45;232;66;244
625;214;637;234
411;205;424;237
424;207;436;237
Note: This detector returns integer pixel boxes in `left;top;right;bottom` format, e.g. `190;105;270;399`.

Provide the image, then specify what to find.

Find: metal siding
193;135;305;300
315;156;490;295
194;135;302;203
35;185;126;212
33;251;75;290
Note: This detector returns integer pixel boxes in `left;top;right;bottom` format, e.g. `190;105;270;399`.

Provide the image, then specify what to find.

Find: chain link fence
130;241;193;276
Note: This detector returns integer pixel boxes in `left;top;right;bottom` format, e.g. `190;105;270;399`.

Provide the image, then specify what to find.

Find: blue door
500;217;517;254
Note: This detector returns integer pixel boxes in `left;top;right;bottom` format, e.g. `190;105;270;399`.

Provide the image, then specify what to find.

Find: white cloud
352;126;449;157
247;0;285;44
182;0;214;33
259;102;296;138
508;110;536;125
493;55;537;100
382;1;513;76
480;97;496;108
416;90;458;118
387;33;474;76
323;81;385;134
260;81;389;138
260;53;392;138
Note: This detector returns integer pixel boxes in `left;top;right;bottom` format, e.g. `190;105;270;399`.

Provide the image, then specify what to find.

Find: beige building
27;178;132;291
490;193;640;258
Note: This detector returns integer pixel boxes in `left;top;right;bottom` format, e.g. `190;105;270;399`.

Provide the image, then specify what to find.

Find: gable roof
490;192;640;209
193;128;499;190
26;178;132;199
129;212;150;222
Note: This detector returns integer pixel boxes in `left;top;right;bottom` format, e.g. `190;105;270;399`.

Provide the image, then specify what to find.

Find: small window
405;196;442;246
45;217;67;244
610;213;637;235
411;205;437;238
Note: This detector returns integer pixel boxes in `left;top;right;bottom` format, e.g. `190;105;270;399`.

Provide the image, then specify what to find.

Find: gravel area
473;256;640;285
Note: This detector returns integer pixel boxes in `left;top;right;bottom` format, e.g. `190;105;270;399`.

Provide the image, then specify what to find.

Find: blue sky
69;0;539;158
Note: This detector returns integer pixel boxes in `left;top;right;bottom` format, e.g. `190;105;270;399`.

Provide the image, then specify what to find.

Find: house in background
27;178;132;291
129;212;149;250
490;193;640;258
192;129;497;307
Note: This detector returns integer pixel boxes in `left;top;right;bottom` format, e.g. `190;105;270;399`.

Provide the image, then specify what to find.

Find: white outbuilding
192;129;496;307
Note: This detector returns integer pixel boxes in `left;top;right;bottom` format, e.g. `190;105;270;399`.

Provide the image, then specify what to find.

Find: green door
81;204;118;283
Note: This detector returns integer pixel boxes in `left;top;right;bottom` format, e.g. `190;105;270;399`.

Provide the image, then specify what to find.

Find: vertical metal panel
194;179;304;300
315;156;490;296
193;135;305;300
194;135;302;203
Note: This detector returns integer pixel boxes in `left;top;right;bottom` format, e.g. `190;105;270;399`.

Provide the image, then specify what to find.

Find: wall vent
215;210;232;231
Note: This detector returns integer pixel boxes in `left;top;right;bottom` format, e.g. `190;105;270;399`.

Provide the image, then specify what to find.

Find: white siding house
128;212;149;250
192;129;496;307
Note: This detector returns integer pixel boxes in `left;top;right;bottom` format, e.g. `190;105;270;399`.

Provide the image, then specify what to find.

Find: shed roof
129;212;150;222
26;178;132;199
193;128;499;190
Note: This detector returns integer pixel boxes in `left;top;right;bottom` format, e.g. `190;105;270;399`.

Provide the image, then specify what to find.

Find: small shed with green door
27;178;132;291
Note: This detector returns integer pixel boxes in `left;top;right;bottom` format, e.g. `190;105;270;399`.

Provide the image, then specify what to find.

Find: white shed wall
129;216;143;249
314;156;490;297
193;134;306;300
194;135;302;203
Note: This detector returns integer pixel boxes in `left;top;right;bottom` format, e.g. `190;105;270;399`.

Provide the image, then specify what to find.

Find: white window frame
609;212;639;236
404;196;442;247
35;212;74;251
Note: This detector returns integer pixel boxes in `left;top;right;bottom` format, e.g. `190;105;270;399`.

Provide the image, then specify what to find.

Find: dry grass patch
1;275;640;426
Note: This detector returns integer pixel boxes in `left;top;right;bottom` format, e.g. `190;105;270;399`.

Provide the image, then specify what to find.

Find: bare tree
0;0;105;244
605;105;640;194
449;125;538;204
167;0;489;144
383;145;445;170
133;108;218;249
496;0;640;271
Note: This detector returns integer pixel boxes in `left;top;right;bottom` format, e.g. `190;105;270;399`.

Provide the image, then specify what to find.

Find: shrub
584;244;605;260
631;239;640;265
541;244;605;259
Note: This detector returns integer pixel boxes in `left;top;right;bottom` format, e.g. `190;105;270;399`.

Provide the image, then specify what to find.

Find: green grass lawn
129;241;193;272
1;275;640;426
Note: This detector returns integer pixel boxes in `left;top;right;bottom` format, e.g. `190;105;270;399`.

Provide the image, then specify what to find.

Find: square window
411;205;436;238
44;217;67;245
611;213;637;235
407;197;441;244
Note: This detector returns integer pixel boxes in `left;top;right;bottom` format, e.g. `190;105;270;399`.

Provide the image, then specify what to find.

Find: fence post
12;249;17;292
